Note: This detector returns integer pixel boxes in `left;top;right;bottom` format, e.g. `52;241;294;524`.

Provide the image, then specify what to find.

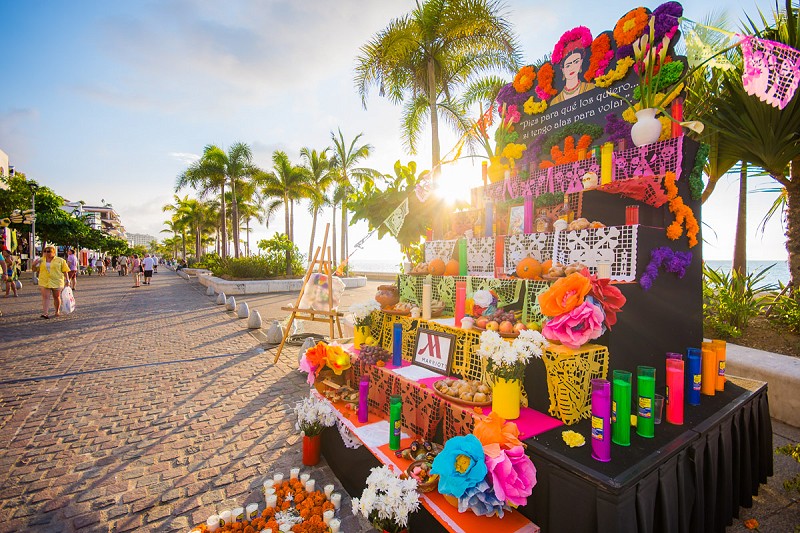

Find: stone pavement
1;270;798;532
0;271;373;532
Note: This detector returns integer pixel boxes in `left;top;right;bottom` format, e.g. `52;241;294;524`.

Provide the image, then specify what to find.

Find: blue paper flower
431;434;488;498
458;480;508;518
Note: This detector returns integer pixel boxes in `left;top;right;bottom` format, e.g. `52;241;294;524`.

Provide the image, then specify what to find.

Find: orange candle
700;343;716;396
712;339;726;391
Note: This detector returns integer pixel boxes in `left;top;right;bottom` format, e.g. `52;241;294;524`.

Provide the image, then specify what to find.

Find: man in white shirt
118;255;128;276
142;254;155;285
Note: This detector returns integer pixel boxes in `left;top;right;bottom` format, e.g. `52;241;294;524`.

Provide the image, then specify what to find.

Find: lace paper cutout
337;420;362;449
385;198;409;237
468;277;524;309
424;240;457;263
543;343;609;425
522;280;551;324
612;137;683;182
555;225;639;282
742;35;800;110
504;232;555;275
466;237;495;277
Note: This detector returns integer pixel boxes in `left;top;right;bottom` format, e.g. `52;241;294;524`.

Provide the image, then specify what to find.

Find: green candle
389;395;402;450
611;370;632;446
636;366;656;438
458;238;468;276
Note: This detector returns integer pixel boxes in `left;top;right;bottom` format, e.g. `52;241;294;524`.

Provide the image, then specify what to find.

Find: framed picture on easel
507;204;525;235
411;328;456;375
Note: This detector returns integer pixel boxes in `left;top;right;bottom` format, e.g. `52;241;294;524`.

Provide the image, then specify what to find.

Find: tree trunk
231;178;240;258
195;223;202;261
341;188;348;266
332;204;338;265
787;163;800;293
219;184;227;258
309;208;318;261
246;218;250;257
290;200;295;242
427;56;443;237
182;230;187;261
732;162;747;274
284;195;292;276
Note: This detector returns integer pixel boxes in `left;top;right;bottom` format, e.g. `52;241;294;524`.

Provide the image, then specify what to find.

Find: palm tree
700;1;800;287
162;196;190;260
330;129;379;265
258;151;315;274
300;147;334;259
176;145;228;256
233;181;266;257
354;0;520;179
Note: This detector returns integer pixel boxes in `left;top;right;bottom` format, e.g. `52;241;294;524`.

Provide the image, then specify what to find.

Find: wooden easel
273;223;343;363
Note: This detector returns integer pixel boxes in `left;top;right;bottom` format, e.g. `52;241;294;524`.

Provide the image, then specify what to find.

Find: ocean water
352;258;791;288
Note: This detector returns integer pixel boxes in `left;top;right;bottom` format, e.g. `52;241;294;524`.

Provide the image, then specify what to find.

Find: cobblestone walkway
0;271;370;532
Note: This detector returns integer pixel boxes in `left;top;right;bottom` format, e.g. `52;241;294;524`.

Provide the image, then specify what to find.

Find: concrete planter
196;273;367;295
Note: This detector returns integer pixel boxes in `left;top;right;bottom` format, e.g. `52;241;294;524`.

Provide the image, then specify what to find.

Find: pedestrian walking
131;254;141;288
142;253;155;285
66;249;78;290
119;254;128;276
152;256;158;274
3;249;18;297
32;245;69;318
0;251;6;316
111;255;118;273
103;257;111;276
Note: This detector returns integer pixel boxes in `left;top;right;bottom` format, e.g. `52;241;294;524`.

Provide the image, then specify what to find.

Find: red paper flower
580;268;627;328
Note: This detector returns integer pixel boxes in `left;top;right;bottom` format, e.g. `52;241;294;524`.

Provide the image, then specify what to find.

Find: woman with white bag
32;245;70;318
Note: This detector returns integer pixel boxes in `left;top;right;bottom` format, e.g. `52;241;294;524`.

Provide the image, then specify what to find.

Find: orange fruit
429;258;446;276
499;321;515;334
516;257;542;279
444;259;460;276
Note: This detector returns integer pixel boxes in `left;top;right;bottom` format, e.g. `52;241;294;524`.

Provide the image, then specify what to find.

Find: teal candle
458;238;468;276
611;370;631;446
389;395;402;450
636;366;656;438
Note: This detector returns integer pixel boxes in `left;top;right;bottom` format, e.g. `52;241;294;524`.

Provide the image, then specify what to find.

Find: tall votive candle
611;370;632;446
636;366;656;438
590;379;611;462
686;347;702;405
712;339;726;391
701;342;716;396
665;358;685;425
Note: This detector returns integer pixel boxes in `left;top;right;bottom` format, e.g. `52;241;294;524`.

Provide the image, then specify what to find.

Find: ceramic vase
492;377;521;419
631;108;663;147
302;434;321;466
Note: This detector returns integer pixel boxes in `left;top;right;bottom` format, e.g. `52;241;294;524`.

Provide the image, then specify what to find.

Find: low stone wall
194;273;367;295
727;343;800;427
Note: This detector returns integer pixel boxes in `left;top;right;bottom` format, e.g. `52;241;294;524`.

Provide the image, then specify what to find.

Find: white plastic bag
14;280;22;290
60;286;76;314
32;274;38;285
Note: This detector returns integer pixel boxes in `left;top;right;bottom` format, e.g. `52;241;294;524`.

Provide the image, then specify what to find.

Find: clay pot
375;285;400;309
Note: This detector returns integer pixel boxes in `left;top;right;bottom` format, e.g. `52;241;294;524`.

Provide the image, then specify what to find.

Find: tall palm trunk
732;162;747;274
786;163;800;293
309;208;319;260
231;178;240;258
246;218;250;257
332;204;338;265
182;230;187;261
427;57;441;181
219;184;227;258
341;189;348;265
290;200;295;241
195;224;202;261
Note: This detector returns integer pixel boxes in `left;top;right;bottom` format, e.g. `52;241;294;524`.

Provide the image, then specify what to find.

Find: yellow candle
600;142;613;185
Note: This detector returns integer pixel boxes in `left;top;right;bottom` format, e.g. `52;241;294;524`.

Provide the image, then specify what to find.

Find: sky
0;0;787;265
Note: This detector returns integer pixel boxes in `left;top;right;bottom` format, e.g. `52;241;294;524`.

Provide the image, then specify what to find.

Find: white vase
631;108;662;147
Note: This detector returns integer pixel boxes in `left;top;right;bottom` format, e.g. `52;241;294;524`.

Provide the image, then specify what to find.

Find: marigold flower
743;518;760;530
614;7;649;47
513;65;536;93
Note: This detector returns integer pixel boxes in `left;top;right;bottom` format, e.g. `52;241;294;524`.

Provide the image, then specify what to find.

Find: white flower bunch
476;329;546;380
346;299;381;327
352;465;420;531
294;393;337;437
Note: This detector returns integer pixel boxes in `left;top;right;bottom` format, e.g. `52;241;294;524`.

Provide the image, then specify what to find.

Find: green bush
766;282;800;334
775;442;800;495
256;234;305;276
703;264;777;338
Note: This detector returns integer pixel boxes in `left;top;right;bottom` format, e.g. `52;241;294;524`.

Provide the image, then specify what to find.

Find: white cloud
168;152;200;166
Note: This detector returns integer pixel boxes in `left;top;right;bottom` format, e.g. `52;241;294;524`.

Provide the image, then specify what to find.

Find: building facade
62;202;126;239
126;232;156;248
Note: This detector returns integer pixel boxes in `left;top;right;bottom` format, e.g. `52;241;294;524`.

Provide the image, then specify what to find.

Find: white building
62;201;126;239
127;232;156;248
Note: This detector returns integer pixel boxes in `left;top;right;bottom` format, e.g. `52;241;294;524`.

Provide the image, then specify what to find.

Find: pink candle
665;358;685;425
455;281;466;327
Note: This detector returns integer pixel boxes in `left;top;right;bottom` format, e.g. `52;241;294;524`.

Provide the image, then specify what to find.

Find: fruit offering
411;262;429;274
434;378;492;403
474;308;528;336
359;344;391;365
391;301;415;313
542;261;588;279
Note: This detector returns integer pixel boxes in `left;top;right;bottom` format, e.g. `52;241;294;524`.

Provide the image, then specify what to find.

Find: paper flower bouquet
299;341;352;385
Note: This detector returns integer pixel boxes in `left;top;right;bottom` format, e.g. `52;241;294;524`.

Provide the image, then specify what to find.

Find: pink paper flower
542;300;605;349
484;443;537;507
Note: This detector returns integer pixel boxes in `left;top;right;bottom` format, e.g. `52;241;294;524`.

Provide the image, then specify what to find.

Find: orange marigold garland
513;65;536;93
613;7;649;46
539;135;593;168
585;34;613;82
663;172;699;247
535;62;558;100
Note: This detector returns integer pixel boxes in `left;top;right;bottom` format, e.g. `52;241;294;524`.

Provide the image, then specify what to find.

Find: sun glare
434;162;480;205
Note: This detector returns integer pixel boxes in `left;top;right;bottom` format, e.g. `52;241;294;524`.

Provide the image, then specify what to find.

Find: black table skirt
322;377;771;533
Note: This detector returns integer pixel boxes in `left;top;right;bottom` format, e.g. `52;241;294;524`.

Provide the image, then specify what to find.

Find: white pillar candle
323;509;335;524
330;492;341;510
219;510;232;526
232;507;244;522
263;480;275;493
273;473;284;483
305;479;316;493
266;494;278;509
206;515;220;532
290;467;300;480
246;503;259;520
324;484;334;498
300;473;310;484
328;518;341;533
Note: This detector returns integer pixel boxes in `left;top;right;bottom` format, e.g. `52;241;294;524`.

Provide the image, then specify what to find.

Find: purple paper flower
652;2;683;42
457;480;508;518
639;246;692;290
605;113;633;146
497;83;530;109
